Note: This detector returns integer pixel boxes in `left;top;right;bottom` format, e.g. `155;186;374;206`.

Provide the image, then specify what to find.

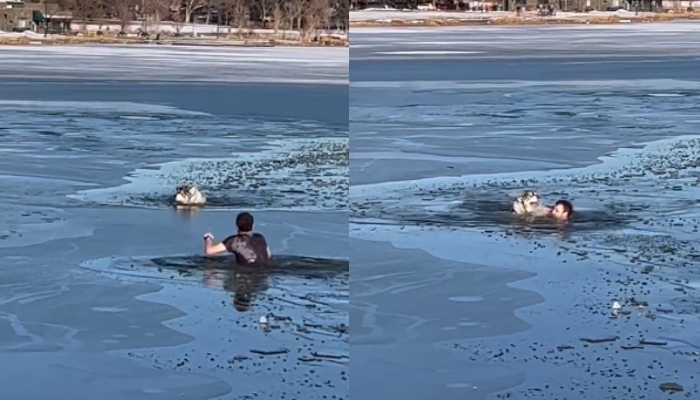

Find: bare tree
211;0;226;36
137;0;150;32
300;0;330;41
205;0;214;23
283;0;304;30
226;0;249;36
60;0;103;29
183;0;205;23
254;0;270;27
171;10;185;34
107;0;138;33
53;0;339;41
270;0;283;35
147;0;171;31
333;0;348;31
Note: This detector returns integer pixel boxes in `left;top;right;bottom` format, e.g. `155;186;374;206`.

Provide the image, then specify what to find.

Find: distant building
0;0;33;32
660;0;697;8
0;0;72;33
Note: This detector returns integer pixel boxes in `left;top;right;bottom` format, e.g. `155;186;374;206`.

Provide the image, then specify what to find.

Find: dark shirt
222;233;270;266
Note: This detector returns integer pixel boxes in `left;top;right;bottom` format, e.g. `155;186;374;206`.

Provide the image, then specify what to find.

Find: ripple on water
91;307;128;313
445;383;475;389
81;254;349;315
448;296;484;303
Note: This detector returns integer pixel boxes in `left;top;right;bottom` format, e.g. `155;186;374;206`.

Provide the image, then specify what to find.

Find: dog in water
512;190;540;215
174;185;206;207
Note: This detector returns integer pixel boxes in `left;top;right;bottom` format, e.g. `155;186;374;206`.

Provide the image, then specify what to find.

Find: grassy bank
349;10;700;27
0;32;348;47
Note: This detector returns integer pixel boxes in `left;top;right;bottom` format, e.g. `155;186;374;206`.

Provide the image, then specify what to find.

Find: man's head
552;200;573;221
236;212;254;233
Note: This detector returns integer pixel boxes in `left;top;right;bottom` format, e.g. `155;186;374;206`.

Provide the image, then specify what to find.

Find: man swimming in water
203;212;272;265
535;199;574;221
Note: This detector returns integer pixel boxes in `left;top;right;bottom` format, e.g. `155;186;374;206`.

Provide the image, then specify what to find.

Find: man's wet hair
555;200;574;217
236;212;254;232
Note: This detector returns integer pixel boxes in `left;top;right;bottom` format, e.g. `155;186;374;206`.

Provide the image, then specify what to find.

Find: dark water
352;194;631;237
351;57;700;82
0;80;349;127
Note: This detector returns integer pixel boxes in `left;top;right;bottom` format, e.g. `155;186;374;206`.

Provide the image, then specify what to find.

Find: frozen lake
350;24;700;400
0;45;348;400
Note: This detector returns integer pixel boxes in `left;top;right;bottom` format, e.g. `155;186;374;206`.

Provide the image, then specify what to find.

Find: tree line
57;0;348;39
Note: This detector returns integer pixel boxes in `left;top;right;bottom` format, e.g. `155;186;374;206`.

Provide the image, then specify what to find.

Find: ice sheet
350;21;700;60
0;45;348;84
0;99;348;214
71;137;349;211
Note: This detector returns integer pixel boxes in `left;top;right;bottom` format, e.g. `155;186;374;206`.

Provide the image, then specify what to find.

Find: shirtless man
203;212;272;265
535;199;574;221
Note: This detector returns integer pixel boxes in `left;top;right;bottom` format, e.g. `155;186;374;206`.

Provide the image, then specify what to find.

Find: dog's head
519;190;540;208
176;185;190;196
176;185;200;196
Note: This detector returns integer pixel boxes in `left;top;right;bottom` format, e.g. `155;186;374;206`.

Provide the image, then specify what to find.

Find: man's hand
203;233;226;256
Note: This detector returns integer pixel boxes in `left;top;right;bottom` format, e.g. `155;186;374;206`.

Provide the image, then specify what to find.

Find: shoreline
1;20;348;47
0;36;348;47
350;10;700;28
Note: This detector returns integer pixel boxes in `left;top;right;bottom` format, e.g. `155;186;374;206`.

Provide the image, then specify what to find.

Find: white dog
174;185;206;206
512;190;540;215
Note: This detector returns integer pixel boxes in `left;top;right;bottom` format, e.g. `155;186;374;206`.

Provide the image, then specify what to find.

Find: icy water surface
351;25;700;400
0;46;348;400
